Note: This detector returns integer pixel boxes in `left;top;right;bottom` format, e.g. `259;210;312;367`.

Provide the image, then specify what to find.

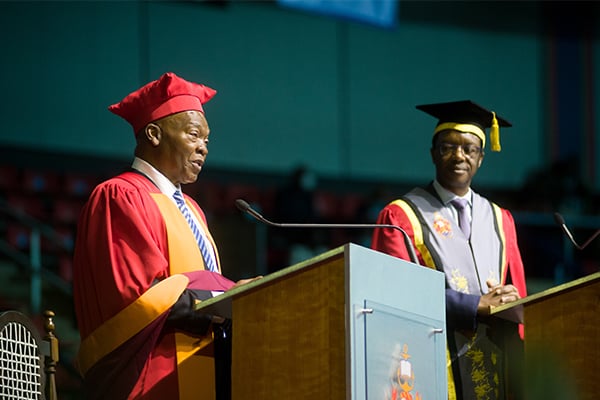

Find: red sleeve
501;209;527;338
73;179;170;337
501;209;527;299
371;203;422;264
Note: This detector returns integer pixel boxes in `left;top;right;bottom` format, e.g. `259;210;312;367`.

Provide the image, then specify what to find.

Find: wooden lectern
492;271;600;400
196;243;447;400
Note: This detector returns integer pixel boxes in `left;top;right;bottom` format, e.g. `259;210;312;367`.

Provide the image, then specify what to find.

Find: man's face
430;130;484;196
154;110;210;186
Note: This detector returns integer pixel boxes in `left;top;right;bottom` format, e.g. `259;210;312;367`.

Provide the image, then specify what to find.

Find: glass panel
363;300;445;400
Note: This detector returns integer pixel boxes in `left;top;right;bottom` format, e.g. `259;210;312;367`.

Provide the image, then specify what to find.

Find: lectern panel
362;301;445;400
491;271;600;400
231;256;346;400
524;278;600;400
346;245;446;400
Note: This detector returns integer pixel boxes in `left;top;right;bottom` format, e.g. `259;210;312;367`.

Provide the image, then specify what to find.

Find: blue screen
277;0;398;28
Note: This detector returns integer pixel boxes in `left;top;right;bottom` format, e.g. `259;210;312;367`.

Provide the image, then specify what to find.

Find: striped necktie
173;190;217;272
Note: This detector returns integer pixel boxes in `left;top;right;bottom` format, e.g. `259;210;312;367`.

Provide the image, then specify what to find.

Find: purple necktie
451;198;471;239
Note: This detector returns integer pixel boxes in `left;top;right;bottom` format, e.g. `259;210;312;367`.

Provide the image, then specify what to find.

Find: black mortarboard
416;100;512;152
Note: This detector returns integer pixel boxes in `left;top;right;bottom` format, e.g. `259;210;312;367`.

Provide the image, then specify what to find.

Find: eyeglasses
436;143;482;158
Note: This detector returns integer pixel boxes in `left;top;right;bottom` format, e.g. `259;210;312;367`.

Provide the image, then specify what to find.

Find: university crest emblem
432;212;452;237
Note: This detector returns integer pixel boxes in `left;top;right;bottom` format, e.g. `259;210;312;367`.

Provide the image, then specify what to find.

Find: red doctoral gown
73;171;233;399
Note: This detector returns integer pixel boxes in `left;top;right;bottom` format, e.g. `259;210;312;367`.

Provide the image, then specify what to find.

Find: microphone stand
554;212;600;250
235;199;420;266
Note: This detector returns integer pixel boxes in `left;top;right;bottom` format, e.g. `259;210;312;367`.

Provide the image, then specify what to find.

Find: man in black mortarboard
371;100;528;400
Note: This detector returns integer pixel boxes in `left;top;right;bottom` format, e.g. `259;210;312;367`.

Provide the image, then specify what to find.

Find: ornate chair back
0;310;59;400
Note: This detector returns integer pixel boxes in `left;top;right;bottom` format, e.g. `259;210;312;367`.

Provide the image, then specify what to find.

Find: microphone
553;212;600;250
235;198;420;266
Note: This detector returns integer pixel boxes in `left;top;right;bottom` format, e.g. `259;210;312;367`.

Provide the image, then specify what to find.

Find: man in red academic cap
73;72;260;400
371;101;527;400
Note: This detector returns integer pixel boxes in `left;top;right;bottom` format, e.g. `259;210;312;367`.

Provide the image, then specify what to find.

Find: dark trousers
213;319;232;400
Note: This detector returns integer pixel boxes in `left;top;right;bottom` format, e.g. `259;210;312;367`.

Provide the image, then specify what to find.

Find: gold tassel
490;111;501;152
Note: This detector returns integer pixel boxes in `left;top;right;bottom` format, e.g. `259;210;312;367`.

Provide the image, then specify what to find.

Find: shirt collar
132;157;180;197
432;179;472;207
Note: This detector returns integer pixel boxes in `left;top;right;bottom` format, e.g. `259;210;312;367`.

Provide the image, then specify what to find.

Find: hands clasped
477;279;521;315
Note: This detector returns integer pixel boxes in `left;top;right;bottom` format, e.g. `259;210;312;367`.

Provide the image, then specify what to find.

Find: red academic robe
73;171;233;399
